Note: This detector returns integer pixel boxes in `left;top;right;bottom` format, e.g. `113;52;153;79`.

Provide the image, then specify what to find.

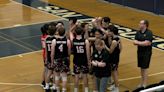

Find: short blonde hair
95;39;105;47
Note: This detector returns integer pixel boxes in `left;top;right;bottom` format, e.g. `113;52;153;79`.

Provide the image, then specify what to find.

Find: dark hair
95;29;103;35
47;26;55;36
69;17;77;24
108;25;118;35
81;22;88;28
102;17;111;23
57;27;65;36
143;20;149;27
49;22;57;27
41;24;49;35
75;27;83;35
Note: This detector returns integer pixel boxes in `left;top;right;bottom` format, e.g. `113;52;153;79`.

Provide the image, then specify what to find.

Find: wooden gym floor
0;0;163;92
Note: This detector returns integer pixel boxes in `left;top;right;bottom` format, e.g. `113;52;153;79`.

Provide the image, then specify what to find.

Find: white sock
62;88;66;92
45;83;49;89
56;86;60;92
84;87;88;92
51;84;56;90
74;88;78;92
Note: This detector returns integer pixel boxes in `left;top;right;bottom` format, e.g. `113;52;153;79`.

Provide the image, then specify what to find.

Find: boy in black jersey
91;39;110;92
44;26;56;91
72;27;90;92
106;25;122;92
51;27;71;92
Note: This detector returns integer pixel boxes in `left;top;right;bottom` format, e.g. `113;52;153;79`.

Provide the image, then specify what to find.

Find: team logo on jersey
94;54;98;58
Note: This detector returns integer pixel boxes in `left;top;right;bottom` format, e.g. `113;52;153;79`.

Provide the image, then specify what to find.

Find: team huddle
40;17;153;92
40;17;121;92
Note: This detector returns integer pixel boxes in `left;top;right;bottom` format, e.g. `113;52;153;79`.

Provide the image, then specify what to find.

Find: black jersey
110;36;120;64
92;49;110;77
72;38;87;65
54;37;68;59
45;36;56;63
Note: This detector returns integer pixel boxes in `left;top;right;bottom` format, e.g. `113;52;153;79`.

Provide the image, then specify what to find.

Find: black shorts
43;60;47;67
137;52;152;69
111;63;118;71
53;58;70;73
73;64;89;74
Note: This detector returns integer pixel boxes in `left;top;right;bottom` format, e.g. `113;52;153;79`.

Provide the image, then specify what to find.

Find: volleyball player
51;27;71;92
44;25;56;91
72;27;90;92
40;24;48;88
106;25;122;92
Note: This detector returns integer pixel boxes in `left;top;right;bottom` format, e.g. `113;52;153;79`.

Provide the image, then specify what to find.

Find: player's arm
41;38;46;48
67;39;71;58
99;27;108;35
106;40;117;54
85;39;91;65
51;39;56;65
88;37;96;42
44;38;48;64
134;40;151;46
119;39;123;52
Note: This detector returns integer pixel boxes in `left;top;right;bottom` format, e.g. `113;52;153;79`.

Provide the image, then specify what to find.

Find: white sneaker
43;85;49;90
137;84;146;88
107;84;115;91
111;87;119;92
50;86;56;90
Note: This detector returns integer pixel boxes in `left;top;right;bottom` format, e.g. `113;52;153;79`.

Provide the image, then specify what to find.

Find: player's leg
55;72;60;92
74;74;79;92
92;76;98;92
141;68;148;87
61;72;67;92
82;73;89;92
45;70;52;89
73;64;80;92
82;64;89;92
41;66;47;87
111;70;119;92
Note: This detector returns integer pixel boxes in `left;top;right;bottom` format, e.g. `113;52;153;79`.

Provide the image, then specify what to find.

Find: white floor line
0;82;40;86
0;71;163;86
119;71;164;82
0;18;64;30
5;85;33;92
0;50;41;60
10;0;68;21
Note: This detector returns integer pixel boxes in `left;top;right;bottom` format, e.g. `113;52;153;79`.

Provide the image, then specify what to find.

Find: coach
134;20;153;88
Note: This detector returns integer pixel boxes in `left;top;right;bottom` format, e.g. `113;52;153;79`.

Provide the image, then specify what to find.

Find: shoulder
146;29;153;35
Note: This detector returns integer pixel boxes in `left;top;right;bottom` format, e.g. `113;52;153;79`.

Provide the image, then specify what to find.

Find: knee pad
61;74;67;82
55;76;60;81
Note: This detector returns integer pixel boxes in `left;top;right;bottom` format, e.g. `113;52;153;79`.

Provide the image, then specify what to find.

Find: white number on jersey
47;44;51;51
76;46;84;53
59;44;63;52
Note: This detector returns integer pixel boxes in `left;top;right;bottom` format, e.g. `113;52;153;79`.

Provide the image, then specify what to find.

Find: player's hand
133;40;139;45
98;62;106;67
91;61;97;66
